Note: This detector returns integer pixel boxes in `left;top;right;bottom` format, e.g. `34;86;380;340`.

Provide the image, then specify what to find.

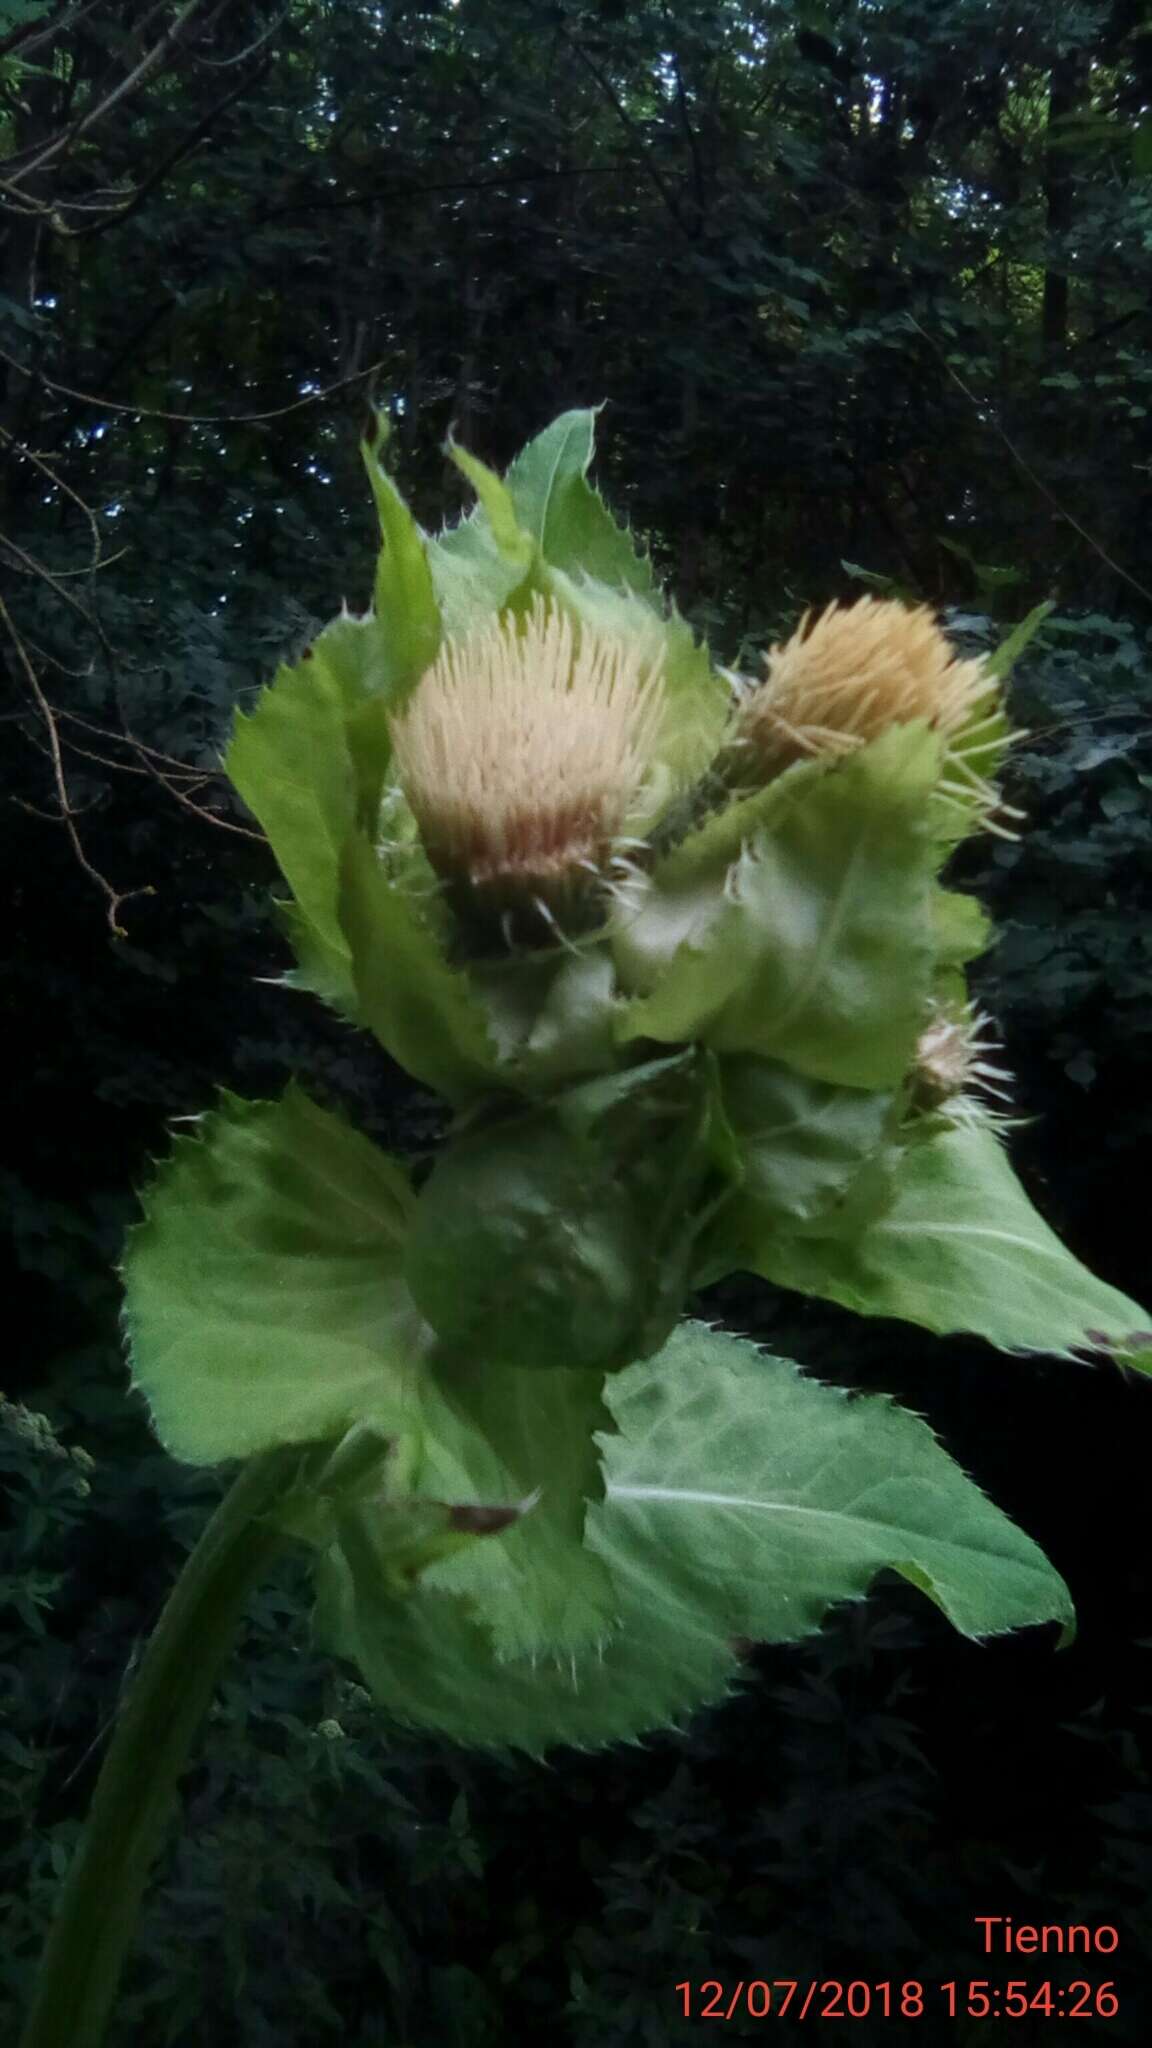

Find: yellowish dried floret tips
389;594;665;941
734;596;1016;829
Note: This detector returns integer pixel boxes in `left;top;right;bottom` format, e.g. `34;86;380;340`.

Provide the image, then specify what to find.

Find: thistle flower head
734;596;1012;827
912;1003;1015;1129
389;594;665;942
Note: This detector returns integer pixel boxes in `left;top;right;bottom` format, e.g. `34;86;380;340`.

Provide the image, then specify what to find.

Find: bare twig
255;160;630;225
0;340;389;425
0;422;106;578
2;0;215;188
2;593;152;936
130;744;266;840
72;55;275;238
558;26;689;236
55;706;217;775
909;316;1152;609
50;711;266;839
189;5;289;69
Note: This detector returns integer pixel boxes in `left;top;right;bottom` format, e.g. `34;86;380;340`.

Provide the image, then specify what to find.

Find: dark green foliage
956;610;1152;1279
4;0;1152;2039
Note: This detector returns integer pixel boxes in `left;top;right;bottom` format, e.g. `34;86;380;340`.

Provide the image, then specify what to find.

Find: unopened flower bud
912;1005;1014;1125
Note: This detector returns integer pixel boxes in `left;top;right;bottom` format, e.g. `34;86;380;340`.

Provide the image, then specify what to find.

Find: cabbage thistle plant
24;410;1152;2047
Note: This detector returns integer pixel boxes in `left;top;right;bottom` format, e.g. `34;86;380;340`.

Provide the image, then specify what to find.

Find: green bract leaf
405;1054;716;1373
445;434;535;578
315;1322;1073;1752
931;885;994;1007
338;831;497;1103
361;423;442;703
425;517;532;637
226;611;389;1014
987;600;1054;681
504;406;656;595
615;725;942;1088
469;943;621;1092
933;886;992;972
122;1088;427;1465
718;1056;896;1227
746;1121;1152;1367
534;561;730;803
424;444;537;637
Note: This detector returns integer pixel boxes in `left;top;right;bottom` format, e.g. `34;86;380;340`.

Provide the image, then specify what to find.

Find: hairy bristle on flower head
389;595;665;938
735;597;1009;822
912;1004;1016;1130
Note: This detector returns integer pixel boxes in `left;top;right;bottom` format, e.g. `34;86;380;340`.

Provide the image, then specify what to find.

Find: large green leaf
407;1349;617;1660
504;406;657;595
315;1321;1073;1752
225;611;389;1013
747;1121;1152;1366
125;1089;621;1657
122;1088;426;1464
615;726;942;1088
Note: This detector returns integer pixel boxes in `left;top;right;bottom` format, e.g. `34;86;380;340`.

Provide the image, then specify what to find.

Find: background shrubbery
3;2;1151;2041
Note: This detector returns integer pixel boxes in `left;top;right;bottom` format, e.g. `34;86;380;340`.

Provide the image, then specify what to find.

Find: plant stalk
20;1445;306;2048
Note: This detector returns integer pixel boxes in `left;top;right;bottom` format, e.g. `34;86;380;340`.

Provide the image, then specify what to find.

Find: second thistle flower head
389;594;665;945
732;596;1012;828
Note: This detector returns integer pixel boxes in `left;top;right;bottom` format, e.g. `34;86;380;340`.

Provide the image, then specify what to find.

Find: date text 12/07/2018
674;1979;1120;2022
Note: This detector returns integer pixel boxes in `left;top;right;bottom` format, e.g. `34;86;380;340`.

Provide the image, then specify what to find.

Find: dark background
2;2;1151;2041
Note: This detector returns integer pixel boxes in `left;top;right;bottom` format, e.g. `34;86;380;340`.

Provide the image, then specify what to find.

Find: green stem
20;1445;307;2048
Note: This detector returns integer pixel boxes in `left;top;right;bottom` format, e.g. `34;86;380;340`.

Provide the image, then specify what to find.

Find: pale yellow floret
736;596;1012;825
389;595;665;931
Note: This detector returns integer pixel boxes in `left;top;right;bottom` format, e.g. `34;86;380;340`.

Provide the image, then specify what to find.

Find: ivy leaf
122;1088;426;1465
616;726;942;1088
315;1322;1073;1752
747;1121;1152;1367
